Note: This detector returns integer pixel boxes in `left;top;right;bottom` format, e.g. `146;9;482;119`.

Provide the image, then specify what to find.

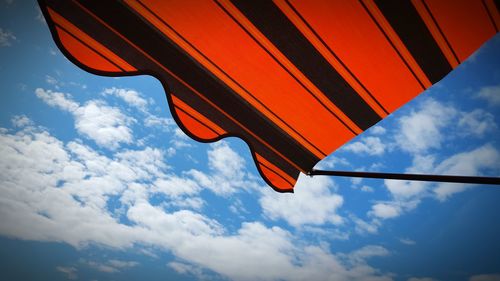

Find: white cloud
35;6;46;23
376;144;499;224
346;245;390;264
370;126;387;135
46;75;60;88
83;259;138;273
153;176;201;198
351;215;380;235
168;261;210;280
102;87;148;111
0;27;16;47
469;274;500;281
360;185;374;192
170;128;193;149
0;123;392;281
36;88;134;149
370;203;401;220
35;88;79;112
395;99;457;153
458;109;497;137
144;114;175;129
74;100;135;149
260;174;344;228
399;238;416;245
476;85;500;106
56;266;78;280
188;141;254;196
343;136;386;156
433;144;500;201
11;115;33;128
316;155;350;169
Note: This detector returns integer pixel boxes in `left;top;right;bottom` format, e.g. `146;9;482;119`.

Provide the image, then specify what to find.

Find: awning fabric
39;0;499;192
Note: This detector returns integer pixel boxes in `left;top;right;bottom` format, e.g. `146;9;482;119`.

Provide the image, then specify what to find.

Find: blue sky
1;1;499;281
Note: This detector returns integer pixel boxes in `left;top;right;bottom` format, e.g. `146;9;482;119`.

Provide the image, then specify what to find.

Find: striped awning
39;0;499;192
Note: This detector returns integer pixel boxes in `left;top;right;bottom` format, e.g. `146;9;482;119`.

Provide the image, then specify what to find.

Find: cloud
170;128;193;149
458;109;497;137
168;262;209;280
399;238;416;245
0;122;392;281
11;115;33;127
56;266;78;280
74;100;135;149
83;259;139;273
395;99;457;153
377;144;499;223
260;175;344;228
0;27;16;47
36;88;134;149
433;144;500;200
351;215;380;235
476;85;500;106
370;126;387;135
187;141;255;196
102;87;148;111
408;278;438;281
144;114;175;129
343;136;386;156
469;274;500;281
153;176;201;198
345;245;390;264
370;203;401;220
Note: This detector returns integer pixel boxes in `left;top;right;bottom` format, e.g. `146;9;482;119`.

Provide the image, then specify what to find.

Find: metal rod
307;169;500;185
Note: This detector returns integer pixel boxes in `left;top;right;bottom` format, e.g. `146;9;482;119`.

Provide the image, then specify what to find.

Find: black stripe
374;0;453;84
229;0;382;131
53;22;126;72
41;0;311;179
359;0;426;90
421;0;461;63
285;0;389;115
135;0;327;157
482;0;499;32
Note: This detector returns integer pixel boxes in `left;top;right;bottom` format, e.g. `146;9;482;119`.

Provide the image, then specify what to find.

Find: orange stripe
54;26;122;72
216;0;363;135
273;0;388;118
255;153;296;186
70;0;306;173
129;0;357;158
411;0;460;67
171;95;225;135
423;0;497;62
286;0;425;113
125;0;327;158
47;8;135;72
484;0;500;31
361;0;432;89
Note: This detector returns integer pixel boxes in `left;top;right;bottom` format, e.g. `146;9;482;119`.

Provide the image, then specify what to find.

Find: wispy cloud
56;266;78;280
476;85;500;106
0;117;392;281
36;88;134;149
260;175;343;228
0;27;16;47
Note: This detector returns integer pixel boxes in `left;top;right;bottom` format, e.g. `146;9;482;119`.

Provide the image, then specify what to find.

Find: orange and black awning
39;0;499;192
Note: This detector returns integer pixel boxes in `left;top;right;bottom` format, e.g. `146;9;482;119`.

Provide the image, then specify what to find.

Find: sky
0;1;499;281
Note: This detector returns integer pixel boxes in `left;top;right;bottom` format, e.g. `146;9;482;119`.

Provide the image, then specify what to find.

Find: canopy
39;0;499;191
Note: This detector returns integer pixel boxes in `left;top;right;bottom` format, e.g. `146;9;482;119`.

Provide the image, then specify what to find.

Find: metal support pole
307;169;500;185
